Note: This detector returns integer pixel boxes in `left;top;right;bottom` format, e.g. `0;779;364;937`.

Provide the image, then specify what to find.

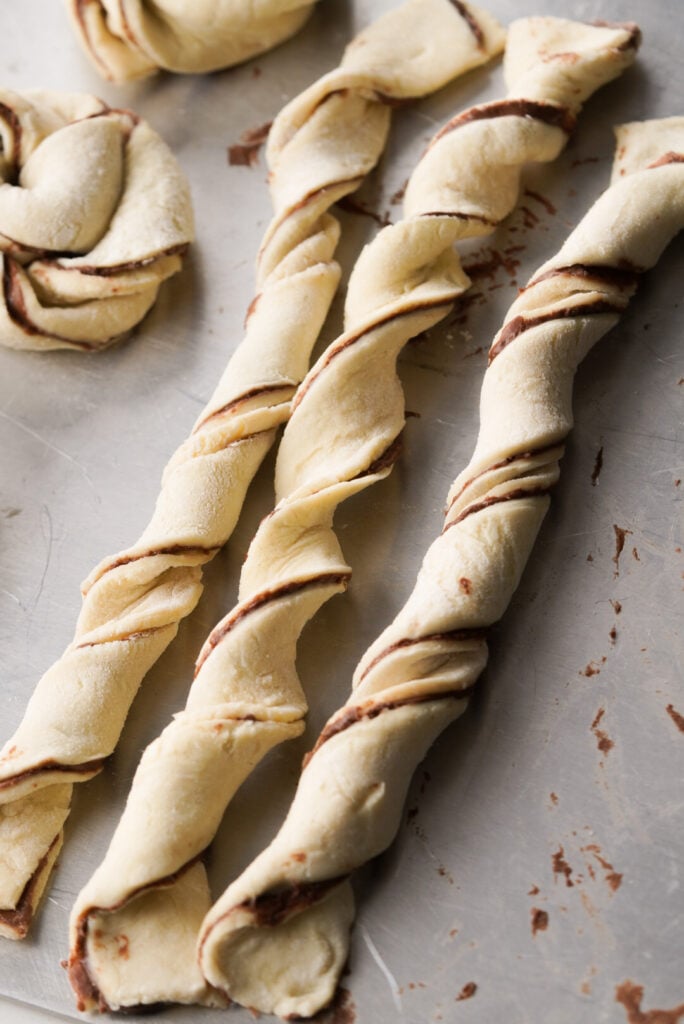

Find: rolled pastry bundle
66;0;316;83
197;116;684;1019
66;16;638;1015
0;89;193;351
0;0;503;941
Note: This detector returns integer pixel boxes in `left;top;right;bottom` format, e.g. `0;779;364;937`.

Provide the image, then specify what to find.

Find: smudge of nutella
359;434;403;478
590;707;614;755
456;981;478;1001
551;845;574;887
69;242;188;276
195;573;351;676
612;524;632;576
615;980;684;1023
530;907;549;936
591;446;604;486
228;121;272;168
666;704;684;734
238;876;348;929
489;298;624;363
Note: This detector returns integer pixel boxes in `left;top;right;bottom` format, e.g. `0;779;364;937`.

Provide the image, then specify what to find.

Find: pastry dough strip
198;116;684;1020
0;0;503;941
66;17;637;1014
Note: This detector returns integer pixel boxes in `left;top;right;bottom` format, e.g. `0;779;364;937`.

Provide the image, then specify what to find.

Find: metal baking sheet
1;2;682;1022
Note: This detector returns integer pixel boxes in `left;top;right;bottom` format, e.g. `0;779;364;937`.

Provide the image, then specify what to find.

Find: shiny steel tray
1;2;682;1021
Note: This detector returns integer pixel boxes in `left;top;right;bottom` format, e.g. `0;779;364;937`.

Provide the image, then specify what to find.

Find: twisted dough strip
0;0;502;945
65;16;636;1015
198;116;684;1020
0;89;193;352
66;0;316;83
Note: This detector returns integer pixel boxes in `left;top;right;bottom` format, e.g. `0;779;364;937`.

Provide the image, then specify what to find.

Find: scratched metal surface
0;2;683;1022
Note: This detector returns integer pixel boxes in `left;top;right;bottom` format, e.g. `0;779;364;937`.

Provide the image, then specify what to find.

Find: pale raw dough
67;13;639;1013
65;0;317;82
198;116;684;1018
0;0;502;967
0;89;193;352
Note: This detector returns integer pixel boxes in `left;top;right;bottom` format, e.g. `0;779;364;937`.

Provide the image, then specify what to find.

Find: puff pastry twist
0;89;193;352
0;0;502;946
66;0;317;83
198;115;684;1020
65;16;635;1015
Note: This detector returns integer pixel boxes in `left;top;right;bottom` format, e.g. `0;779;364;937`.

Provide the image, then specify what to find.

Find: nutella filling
431;99;576;150
195;573;352;676
444;484;552;530
0;834;60;937
488;297;624;362
356;628;487;686
0;756;105;791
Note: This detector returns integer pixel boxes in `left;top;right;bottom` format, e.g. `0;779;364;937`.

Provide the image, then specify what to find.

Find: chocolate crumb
550;792;559;806
609;626;618;645
666;704;684;734
591;707;614;755
591;446;604;486
552;846;574;887
456;982;477;1001
581;661;602;678
228;120;272;167
611;599;622;614
586;553;594;562
531;907;549;936
528;884;540;895
615;980;684;1023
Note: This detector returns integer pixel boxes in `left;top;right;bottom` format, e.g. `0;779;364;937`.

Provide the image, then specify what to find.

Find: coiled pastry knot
1;0;503;953
66;0;317;83
0;89;193;352
198;115;684;1020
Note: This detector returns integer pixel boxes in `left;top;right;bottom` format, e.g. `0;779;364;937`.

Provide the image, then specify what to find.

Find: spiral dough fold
64;14;638;1016
0;0;503;960
0;89;193;352
198;116;684;1019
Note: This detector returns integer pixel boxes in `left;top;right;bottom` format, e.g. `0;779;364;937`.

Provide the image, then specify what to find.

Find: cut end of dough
200;880;355;1019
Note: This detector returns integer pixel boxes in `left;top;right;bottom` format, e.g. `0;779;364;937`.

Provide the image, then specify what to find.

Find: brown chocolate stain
611;599;622;614
550;792;559;806
456;982;477;1001
609;625;618;645
459;577;472;595
528;884;540;896
666;704;684;734
319;986;356;1024
591;446;604;485
552;846;574;887
582;844;623;893
615;980;684;1023
613;525;633;576
581;660;604;678
531;907;549;936
591;707;615;755
463;245;521;283
228;120;272;167
115;933;129;959
587;553;594;562
632;546;641;562
524;189;557;216
390;179;408;205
